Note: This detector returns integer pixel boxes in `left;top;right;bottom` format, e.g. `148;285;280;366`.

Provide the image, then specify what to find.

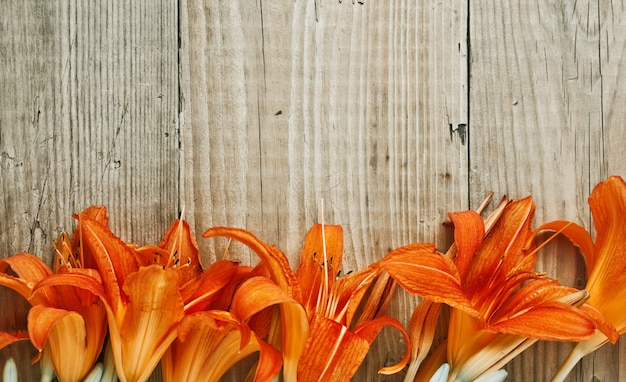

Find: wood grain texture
0;0;178;380
2;0;626;381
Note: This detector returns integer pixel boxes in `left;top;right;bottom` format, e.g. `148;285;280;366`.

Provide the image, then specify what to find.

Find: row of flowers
1;176;625;382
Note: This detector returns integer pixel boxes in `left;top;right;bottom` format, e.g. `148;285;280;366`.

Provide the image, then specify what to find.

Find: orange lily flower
382;197;596;381
539;176;626;381
0;207;109;382
35;210;186;382
137;217;279;381
203;223;411;382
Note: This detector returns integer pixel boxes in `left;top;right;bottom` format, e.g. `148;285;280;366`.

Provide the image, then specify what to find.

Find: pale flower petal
428;363;450;382
2;358;17;382
474;369;508;382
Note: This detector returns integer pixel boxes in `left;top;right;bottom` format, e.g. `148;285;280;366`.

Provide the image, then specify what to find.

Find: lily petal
80;218;140;312
448;210;484;281
71;206;110;270
28;305;105;382
585;176;626;331
488;300;595;341
326;266;379;327
182;259;239;313
115;266;184;382
231;276;300;321
579;303;620;343
535;220;595;271
447;324;534;382
403;300;443;381
0;331;29;350
355;270;396;325
465;197;535;305
0;253;54;304
381;243;474;315
297;315;365;382
353;315;411;374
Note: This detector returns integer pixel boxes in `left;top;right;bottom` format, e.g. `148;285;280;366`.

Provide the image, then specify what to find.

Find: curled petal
202;227;300;300
231;276;299;321
28;306;78;351
0;253;54;304
579;303;620;343
0;253;53;283
29;305;105;382
32;272;108;306
231;277;309;382
535;220;595;271
202;227;308;382
353;316;411;374
0;331;29;350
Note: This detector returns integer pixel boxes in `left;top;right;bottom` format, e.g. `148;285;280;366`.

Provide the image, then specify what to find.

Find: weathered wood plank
469;1;626;381
0;0;179;380
181;0;467;380
3;0;625;381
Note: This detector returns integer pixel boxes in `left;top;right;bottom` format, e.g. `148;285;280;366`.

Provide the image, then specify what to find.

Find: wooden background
1;1;625;381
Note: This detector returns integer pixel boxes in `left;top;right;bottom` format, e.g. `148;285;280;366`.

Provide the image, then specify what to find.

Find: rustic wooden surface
1;1;625;381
